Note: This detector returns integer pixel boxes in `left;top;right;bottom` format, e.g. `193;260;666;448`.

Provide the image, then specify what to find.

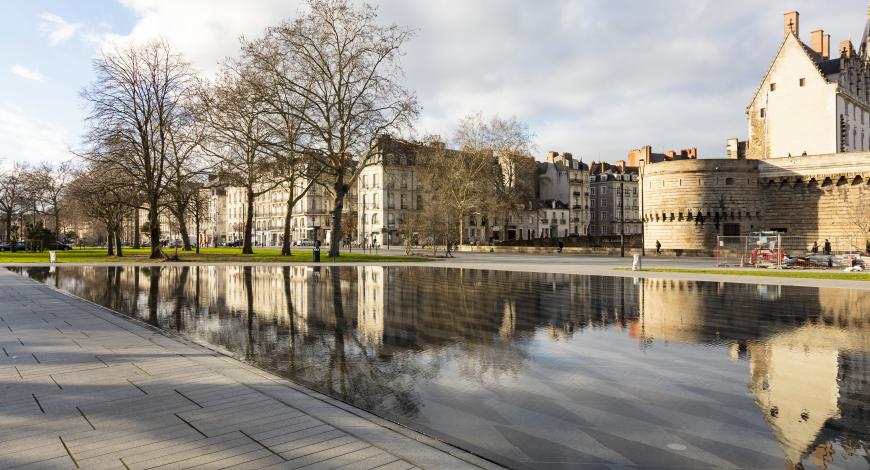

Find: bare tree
188;182;211;254
265;0;418;257
81;40;194;259
165;120;205;251
23;161;75;236
0;164;26;250
68;163;134;256
242;35;322;256
418;133;493;246
195;62;283;255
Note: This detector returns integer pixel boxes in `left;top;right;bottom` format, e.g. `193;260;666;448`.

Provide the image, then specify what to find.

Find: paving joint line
76;406;96;430
175;389;204;408
59;436;80;468
174;413;208;438
50;375;63;390
32;394;45;413
31;353;41;364
127;378;148;395
239;429;288;461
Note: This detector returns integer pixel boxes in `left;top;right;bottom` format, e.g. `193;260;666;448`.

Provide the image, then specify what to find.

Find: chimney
811;30;824;56
665;150;676;159
822;34;830;59
562;152;572;160
546;151;558;162
841;40;854;59
784;11;799;38
686;147;697;159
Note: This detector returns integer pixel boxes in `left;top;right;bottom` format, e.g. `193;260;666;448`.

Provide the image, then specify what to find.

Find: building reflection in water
15;266;869;470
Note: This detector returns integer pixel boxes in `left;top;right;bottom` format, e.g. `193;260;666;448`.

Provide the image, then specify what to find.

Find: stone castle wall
641;159;763;253
641;153;870;254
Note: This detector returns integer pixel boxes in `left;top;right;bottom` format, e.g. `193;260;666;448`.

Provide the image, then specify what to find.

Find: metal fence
716;233;869;269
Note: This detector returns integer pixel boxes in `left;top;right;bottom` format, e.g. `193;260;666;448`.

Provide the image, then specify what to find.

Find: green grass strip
0;247;428;264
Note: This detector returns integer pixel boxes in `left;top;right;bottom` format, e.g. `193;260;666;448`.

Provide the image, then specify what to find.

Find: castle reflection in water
18;266;870;469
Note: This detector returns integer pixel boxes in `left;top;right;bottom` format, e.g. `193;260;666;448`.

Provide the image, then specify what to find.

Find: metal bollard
632;254;641;271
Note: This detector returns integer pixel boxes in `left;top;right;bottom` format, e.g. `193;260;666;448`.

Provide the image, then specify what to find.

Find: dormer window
799;78;805;87
770;83;776;91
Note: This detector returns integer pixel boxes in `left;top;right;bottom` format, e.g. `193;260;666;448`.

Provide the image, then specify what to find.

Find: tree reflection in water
12;266;870;470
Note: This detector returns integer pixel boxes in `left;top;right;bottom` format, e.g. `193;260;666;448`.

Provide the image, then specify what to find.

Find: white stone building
745;11;870;159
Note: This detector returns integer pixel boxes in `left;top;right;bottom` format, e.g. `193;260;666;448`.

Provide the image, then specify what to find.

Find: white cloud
38;12;82;46
0;107;74;164
103;0;869;161
10;65;45;82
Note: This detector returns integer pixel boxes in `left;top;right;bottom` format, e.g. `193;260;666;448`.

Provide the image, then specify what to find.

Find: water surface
13;266;870;469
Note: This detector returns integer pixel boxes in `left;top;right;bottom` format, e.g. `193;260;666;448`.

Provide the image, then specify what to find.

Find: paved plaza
0;269;499;469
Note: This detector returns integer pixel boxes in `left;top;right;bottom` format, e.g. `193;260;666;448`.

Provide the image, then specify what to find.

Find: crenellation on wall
640;153;870;253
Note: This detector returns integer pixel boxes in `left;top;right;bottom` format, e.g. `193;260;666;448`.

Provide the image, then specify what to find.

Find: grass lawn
0;247;428;264
615;267;870;281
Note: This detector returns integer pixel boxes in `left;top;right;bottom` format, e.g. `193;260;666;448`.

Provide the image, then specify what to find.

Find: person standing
823;239;831;256
557;240;564;253
655;240;662;255
811;241;818;254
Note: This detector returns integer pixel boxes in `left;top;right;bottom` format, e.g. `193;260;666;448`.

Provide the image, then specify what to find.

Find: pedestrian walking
558;240;564;253
824;239;831;256
811;241;818;254
655;240;661;255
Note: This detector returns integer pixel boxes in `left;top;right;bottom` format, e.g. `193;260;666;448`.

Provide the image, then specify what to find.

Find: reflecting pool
12;266;870;469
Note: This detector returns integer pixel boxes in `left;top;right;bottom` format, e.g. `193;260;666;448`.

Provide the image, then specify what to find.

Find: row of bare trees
407;114;537;254
0;162;80;251
76;0;417;259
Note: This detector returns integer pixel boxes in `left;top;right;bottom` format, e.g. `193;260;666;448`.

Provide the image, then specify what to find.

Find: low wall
457;245;711;256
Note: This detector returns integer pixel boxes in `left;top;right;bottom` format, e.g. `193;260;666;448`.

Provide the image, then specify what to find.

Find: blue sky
1;0;868;166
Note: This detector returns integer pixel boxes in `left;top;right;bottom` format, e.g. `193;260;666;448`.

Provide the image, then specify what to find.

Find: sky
1;0;867;166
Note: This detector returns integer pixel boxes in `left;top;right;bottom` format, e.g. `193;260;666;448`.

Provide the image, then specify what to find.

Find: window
725;177;734;185
769;83;776;91
760;108;766;118
799;78;805;87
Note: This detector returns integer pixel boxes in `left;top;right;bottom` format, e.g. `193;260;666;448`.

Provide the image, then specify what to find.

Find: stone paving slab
0;269;500;470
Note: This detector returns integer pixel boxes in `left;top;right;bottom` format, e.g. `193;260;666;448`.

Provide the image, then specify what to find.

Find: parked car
0;242;27;252
48;242;72;251
293;239;315;246
225;240;241;247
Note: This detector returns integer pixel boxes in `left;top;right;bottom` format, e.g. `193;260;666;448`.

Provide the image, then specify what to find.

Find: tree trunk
148;201;161;259
329;178;345;258
242;187;255;254
133;208;141;249
54;211;60;238
115;227;123;257
458;209;464;247
281;195;294;256
176;205;192;251
195;214;201;254
5;212;12;250
107;229;115;256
